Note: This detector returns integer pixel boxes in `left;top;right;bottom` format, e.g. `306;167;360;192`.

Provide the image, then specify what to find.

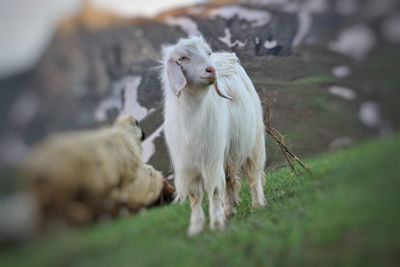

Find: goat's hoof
252;199;267;209
210;219;225;231
187;223;204;237
224;207;237;218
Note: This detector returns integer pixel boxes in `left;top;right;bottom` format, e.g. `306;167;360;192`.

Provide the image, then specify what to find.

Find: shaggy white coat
161;37;266;236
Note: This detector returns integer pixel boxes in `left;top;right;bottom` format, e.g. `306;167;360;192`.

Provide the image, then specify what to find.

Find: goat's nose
205;66;215;74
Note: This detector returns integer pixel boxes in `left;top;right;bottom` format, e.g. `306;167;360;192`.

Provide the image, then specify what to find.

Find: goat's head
162;36;231;100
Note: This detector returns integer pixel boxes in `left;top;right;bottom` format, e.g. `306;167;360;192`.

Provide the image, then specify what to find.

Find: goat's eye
178;56;189;61
208;52;211;56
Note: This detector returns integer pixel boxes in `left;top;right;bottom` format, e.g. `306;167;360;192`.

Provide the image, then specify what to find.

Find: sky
0;0;204;79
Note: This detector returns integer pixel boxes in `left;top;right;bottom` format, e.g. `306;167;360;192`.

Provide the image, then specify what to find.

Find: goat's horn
214;81;232;100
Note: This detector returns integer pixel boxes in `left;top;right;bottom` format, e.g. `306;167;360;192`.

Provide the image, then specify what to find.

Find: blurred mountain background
0;0;399;196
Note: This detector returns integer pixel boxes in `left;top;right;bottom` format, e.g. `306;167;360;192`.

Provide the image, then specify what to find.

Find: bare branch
262;98;312;174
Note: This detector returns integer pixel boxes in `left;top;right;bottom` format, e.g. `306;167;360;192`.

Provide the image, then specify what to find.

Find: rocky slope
0;0;399;190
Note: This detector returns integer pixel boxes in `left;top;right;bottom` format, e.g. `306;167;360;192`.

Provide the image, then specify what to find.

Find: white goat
161;36;266;236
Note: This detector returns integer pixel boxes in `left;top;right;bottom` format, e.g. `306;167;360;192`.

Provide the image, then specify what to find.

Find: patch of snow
328;86;356;100
359;101;380;128
0;135;28;167
329;136;354;151
0;192;39;243
329;25;376;60
264;39;278;49
9;93;39;127
118;76;148;121
332;65;352;78
209;6;271;27
219;28;247;48
165;16;201;36
142;124;164;163
292;10;312;47
382;14;400;44
94;76;150;123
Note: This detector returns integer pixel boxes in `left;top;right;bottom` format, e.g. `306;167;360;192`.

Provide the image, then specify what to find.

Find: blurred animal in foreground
161;36;266;236
24;115;175;228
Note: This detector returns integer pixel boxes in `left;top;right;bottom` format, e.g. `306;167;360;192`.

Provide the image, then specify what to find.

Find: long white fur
161;37;266;236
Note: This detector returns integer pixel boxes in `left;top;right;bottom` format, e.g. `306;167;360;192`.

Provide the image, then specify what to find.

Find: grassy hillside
1;135;400;267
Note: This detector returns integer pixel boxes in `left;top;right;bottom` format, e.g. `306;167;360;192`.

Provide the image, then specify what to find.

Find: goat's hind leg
243;157;266;209
224;166;241;217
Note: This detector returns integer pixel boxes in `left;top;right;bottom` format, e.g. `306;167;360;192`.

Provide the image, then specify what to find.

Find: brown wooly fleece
24;115;172;226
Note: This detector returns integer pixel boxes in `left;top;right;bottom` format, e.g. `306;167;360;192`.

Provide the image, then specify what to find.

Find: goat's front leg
209;189;225;231
187;178;205;237
206;169;226;231
175;169;205;237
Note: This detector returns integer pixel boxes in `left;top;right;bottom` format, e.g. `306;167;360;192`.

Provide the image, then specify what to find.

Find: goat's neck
180;85;211;106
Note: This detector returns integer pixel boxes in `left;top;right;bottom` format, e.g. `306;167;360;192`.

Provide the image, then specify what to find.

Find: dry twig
262;98;312;173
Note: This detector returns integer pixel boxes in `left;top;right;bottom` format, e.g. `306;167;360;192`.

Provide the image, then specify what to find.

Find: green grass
1;136;400;267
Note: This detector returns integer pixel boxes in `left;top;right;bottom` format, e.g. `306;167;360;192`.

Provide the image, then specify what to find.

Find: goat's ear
166;58;186;97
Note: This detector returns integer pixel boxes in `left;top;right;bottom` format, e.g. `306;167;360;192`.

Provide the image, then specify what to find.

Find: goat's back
212;52;265;167
24;127;142;204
